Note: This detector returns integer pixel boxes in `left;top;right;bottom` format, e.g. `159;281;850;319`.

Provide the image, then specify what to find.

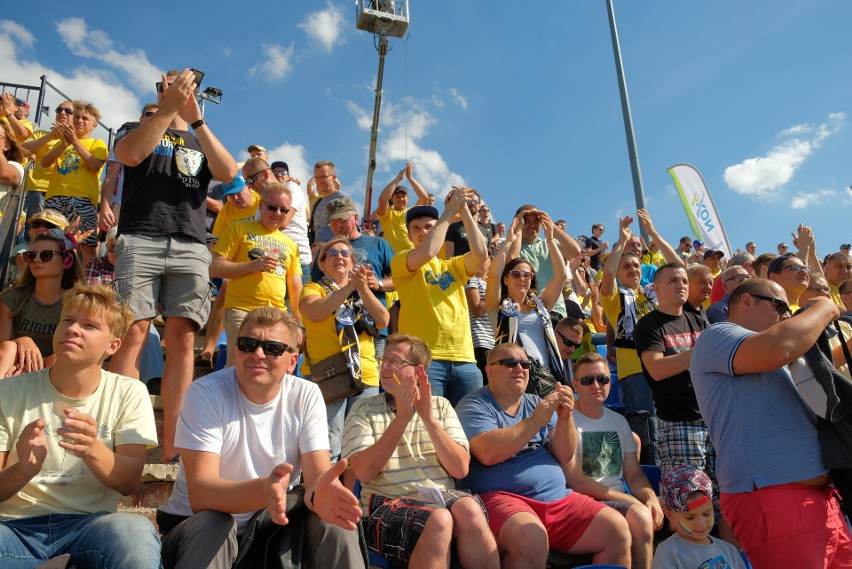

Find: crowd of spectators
0;70;851;568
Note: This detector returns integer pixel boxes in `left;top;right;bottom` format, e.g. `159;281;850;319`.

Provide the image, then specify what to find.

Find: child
652;464;747;569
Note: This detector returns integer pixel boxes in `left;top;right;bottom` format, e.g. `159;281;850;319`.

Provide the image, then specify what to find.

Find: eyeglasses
750;293;791;316
383;357;417;368
325;249;352;258
55;107;74;115
142;111;156;118
509;270;533;280
316;173;334;179
273;170;288;176
555;329;582;348
724;274;750;284
245;169;268;185
259;200;290;215
29;221;58;230
578;374;611;386
780;264;813;276
236;336;294;357
489;358;531;370
22;250;63;263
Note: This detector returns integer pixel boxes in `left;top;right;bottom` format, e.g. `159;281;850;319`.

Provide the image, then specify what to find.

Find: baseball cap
767;252;796;274
693;240;705;248
221;175;247;197
406;205;440;226
703;249;723;259
270;161;289;173
247;144;267;154
659;464;713;512
15;99;29;109
326;197;358;221
392;185;408;196
27;209;69;230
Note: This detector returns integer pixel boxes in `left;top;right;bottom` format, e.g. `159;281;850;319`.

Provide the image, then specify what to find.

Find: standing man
109;68;238;463
745;241;757;256
375;162;429;252
271;160;312;280
585;223;609;271
309;160;348;248
675;236;693;263
691;279;852;567
158;307;365;568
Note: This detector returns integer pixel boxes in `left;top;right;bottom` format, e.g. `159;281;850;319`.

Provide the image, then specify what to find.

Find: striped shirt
342;394;469;508
466;276;495;349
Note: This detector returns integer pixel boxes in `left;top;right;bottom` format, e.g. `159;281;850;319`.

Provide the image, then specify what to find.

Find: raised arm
542;212;581;261
600;216;633;298
405;187;470;272
406;163;429;206
376;166;406;216
485;218;520;312
539;217;568;311
636;209;683;266
460;192;488;276
414;376;469;479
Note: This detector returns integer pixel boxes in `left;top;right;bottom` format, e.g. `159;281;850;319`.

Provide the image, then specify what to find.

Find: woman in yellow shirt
299;236;390;461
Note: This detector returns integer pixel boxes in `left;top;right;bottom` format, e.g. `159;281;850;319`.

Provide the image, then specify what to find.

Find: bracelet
190;118;207;130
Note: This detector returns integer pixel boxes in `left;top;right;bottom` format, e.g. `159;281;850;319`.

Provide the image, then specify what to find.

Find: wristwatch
190;118;207;130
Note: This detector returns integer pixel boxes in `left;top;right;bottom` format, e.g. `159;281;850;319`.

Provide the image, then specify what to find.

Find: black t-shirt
116;122;212;243
446;220;493;257
634;309;706;422
585;236;604;270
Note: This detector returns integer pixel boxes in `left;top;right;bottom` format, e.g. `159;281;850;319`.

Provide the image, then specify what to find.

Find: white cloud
299;2;347;53
449;87;468;110
238;143;310;187
55;17;161;94
0;20;34;47
791;189;838;209
0;21;142;138
724;113;845;198
249;44;295;81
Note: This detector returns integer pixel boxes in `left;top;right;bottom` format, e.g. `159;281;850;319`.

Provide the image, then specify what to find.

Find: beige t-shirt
0;369;157;519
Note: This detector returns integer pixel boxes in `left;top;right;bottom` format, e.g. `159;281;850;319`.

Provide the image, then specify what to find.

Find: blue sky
3;0;851;258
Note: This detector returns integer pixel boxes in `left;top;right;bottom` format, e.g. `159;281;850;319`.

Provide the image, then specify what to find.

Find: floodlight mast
355;0;410;221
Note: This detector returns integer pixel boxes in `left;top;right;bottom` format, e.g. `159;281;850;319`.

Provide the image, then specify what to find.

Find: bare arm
640;349;693;381
375;167;406;216
539;218;568;311
21;131;57;157
287;275;303;323
348;412;413;483
485;224;518;312
209;252;276;279
543;213;581;261
460;200;488;277
182;448;269;513
406;164;429;206
0;420;46;503
405;187;471;272
546;384;578;465
466;285;487;317
636;209;683;266
468;394;560;466
415;378;469;479
0;152;21;186
600;216;633;298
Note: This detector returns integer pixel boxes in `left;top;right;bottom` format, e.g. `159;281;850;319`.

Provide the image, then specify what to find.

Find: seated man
343;334;499;568
0;283;159;568
456;342;631;568
564;352;663;569
158;307;365;569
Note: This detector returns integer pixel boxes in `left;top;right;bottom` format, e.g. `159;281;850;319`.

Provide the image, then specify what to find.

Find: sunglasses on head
259;200;290;215
489;358;531;370
236;336;294;357
509;270;533;280
30;220;58;230
23;250;62;263
555;329;582;348
325;249;352;258
578;374;610;386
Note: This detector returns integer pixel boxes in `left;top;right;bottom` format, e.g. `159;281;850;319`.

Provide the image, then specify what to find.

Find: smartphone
155;81;163;94
190;68;205;87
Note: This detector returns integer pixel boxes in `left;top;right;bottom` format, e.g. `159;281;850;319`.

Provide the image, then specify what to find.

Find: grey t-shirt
652;534;747;569
0;287;61;356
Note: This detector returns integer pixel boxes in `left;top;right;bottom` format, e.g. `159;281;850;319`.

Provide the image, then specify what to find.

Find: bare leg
450;497;500;569
408;507;452;569
625;503;654;569
566;506;630;566
109;319;151;379
496;512;548;569
200;281;227;362
161;317;196;462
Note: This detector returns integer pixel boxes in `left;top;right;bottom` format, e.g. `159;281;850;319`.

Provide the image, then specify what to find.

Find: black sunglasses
259;200;290;215
509;270;533;280
555;329;582;348
30;220;58;230
750;293;791;316
236;336;295;357
55;107;74;115
246;169;267;185
489;358;531;370
23;250;62;263
578;374;610;386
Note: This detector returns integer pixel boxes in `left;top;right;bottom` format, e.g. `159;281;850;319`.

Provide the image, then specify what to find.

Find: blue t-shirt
690;322;826;494
456;386;570;502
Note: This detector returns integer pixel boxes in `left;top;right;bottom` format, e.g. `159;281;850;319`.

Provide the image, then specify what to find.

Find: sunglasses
142;111;156;118
555;329;582;348
23;250;63;263
325;249;352;258
750;293;791;316
246;169;267;185
236;336;294;357
724;274;750;284
259;200;290;215
509;270;533;280
55;107;74;115
489;358;531;370
273;170;288;176
578;374;610;386
30;221;58;230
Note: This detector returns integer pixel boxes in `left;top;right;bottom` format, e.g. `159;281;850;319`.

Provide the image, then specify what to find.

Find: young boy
0;283;159;568
653;464;747;569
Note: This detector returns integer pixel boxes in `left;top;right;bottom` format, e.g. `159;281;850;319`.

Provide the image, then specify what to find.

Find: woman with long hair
0;229;85;376
485;213;568;392
299;236;390;461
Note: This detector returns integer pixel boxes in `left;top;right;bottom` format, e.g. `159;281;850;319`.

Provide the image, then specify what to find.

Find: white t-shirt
0;369;157;519
0;161;24;215
282;180;312;265
573;406;636;492
162;368;329;530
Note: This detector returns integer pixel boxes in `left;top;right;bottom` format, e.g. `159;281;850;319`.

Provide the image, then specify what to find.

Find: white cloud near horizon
723;112;845;198
299;2;347;53
791;188;838;209
249;44;295;81
56;17;161;95
237;143;310;186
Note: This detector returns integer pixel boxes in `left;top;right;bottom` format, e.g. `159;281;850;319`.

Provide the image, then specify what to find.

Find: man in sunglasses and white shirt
158;307;365;568
211;182;302;365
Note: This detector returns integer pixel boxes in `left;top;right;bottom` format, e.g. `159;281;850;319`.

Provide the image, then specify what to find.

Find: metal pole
363;34;389;221
605;0;648;239
35;75;48;126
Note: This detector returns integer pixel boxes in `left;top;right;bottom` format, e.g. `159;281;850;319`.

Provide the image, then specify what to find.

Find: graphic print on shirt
581;430;623;479
424;269;456;291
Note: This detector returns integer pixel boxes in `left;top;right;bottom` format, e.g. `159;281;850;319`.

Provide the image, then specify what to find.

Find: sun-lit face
503;261;534;302
769;258;810;299
617;255;642;290
825;256;852;286
486;346;530;396
53;308;120;364
24;240;65;279
555;325;582;360
667;498;715;545
320;243;354;281
329;214;358;239
391;191;408;210
655;267;689;305
234;323;299;404
73;110;97;138
258;191;292;230
314;164;336;196
408;216;438;247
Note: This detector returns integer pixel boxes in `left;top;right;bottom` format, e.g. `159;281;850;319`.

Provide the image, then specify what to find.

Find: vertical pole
34;75;48;126
363;34;389;221
606;0;648;239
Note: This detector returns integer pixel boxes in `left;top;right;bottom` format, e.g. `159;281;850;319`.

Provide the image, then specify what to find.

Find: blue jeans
621;372;659;466
327;386;380;461
300;262;312;285
426;360;483;407
0;512;161;569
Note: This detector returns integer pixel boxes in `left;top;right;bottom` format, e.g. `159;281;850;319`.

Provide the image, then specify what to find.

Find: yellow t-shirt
378;207;413;252
391;252;475;362
213;220;302;311
23;129;53;193
600;286;656;379
831;283;844;309
0;369;157;519
298;282;379;387
211;190;261;237
44;137;108;204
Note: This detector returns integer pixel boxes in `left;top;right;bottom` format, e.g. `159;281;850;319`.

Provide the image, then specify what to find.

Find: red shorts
480;491;606;552
722;484;852;569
